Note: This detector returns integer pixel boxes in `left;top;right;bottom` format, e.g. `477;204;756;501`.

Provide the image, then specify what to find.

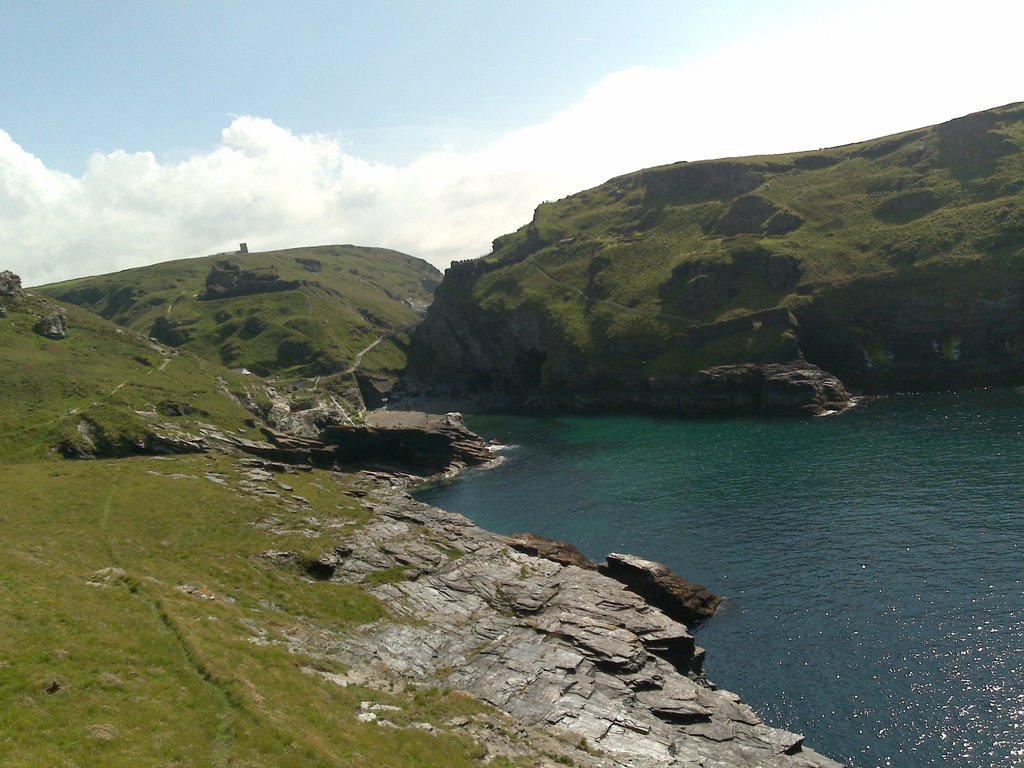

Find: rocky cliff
406;102;1024;414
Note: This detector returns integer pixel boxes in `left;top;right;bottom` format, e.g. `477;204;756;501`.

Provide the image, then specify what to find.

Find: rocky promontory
258;410;494;475
290;482;843;768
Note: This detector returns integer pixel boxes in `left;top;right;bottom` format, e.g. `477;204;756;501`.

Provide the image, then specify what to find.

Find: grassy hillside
0;288;266;462
0;280;559;767
40;245;440;409
410;102;1024;405
0;452;534;767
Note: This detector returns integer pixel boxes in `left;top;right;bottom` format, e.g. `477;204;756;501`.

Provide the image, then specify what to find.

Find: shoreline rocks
296;484;844;768
508;532;598;570
600;553;724;627
258;410;495;475
399;361;856;419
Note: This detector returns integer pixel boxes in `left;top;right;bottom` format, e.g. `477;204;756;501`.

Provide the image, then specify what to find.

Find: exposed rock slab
600;553;723;626
258;410;495;475
508;532;598;570
303;487;844;768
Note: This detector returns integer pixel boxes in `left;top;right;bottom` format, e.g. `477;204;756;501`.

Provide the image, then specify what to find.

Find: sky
2;0;1022;286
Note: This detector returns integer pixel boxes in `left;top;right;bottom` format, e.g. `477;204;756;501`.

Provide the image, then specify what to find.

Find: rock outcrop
290;487;843;768
508;532;598;570
316;411;494;472
600;553;723;627
34;311;67;340
0;270;22;297
199;260;301;300
149;315;197;346
668;363;854;417
256;411;495;475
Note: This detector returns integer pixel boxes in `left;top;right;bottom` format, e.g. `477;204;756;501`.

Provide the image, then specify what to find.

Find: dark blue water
414;390;1024;767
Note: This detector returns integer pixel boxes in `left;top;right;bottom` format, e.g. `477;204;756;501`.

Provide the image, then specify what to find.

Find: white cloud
3;0;1023;286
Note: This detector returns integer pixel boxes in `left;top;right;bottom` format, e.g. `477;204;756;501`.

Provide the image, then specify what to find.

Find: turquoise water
414;390;1024;767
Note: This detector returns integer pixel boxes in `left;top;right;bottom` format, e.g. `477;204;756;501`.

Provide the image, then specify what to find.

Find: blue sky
2;1;1022;285
3;1;832;172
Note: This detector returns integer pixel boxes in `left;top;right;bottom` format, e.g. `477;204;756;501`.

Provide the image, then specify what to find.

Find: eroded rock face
305;489;843;768
406;258;854;418
794;280;1024;392
258;410;496;475
599;553;723;627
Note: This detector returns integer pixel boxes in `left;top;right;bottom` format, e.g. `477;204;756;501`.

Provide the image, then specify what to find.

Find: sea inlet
415;389;1024;767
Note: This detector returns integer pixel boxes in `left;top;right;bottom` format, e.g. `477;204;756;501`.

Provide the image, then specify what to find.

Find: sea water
414;389;1024;767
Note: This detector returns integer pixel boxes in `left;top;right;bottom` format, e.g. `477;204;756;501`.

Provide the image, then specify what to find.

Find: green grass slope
0;282;549;766
0;454;520;767
410;102;1024;403
0;288;266;462
40;245;440;397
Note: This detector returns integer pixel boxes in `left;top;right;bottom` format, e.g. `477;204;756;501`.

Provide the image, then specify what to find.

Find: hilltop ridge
41;244;440;414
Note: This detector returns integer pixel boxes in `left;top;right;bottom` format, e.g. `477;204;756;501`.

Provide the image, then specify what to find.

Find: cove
414;389;1024;767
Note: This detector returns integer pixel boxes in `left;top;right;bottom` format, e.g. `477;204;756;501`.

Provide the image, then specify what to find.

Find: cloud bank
3;1;1022;286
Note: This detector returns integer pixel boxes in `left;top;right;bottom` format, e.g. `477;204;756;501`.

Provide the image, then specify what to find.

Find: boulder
599;553;723;627
34;312;67;340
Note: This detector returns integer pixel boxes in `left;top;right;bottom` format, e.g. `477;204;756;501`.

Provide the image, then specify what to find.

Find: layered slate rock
508;532;597;570
600;553;723;627
260;410;494;475
312;489;844;768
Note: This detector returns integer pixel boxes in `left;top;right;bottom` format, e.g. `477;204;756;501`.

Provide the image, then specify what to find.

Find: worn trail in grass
0;455;503;767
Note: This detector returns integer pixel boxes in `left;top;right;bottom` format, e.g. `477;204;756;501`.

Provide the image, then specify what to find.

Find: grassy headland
408;102;1024;409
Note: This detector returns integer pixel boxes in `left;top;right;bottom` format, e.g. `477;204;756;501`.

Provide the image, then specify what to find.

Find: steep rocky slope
407;102;1024;414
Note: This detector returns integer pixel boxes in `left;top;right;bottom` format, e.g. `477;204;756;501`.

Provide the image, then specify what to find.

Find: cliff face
406;103;1024;413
